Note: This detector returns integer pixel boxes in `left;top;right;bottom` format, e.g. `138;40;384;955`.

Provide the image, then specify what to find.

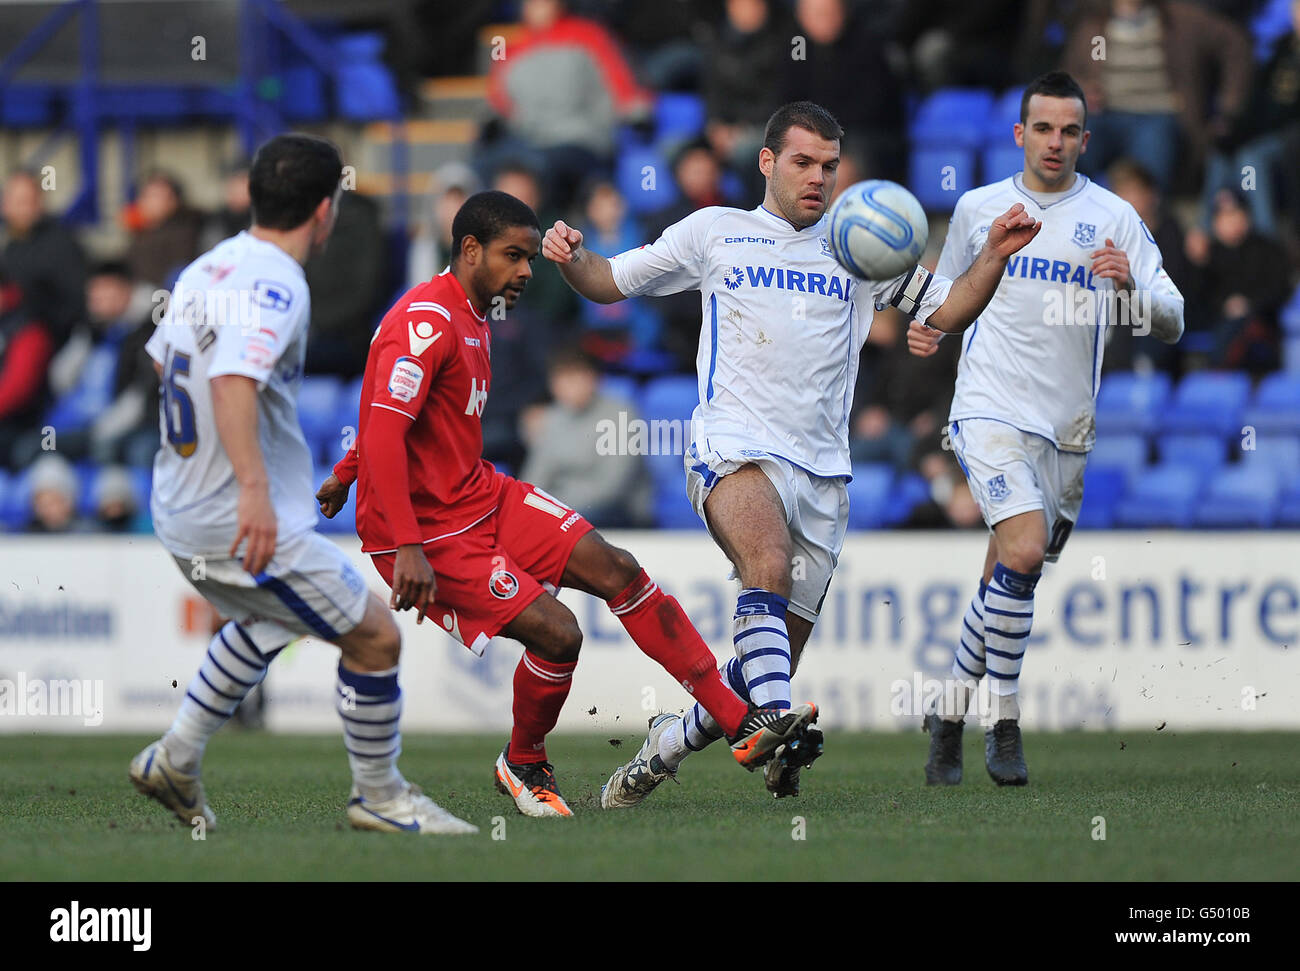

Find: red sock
507;650;576;764
609;570;748;737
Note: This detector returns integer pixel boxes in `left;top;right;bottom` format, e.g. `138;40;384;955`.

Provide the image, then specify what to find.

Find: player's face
1015;95;1089;191
475;225;541;311
761;126;839;229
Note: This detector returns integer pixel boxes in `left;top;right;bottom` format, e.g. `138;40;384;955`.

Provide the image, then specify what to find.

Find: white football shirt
145;231;316;557
940;173;1183;451
609;205;952;477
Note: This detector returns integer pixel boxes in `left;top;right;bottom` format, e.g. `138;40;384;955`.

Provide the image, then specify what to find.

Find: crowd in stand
2;0;1298;533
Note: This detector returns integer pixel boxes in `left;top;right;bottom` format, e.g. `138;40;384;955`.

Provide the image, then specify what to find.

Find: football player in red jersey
317;191;818;817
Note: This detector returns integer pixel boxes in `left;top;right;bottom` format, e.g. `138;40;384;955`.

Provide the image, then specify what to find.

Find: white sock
983;563;1039;722
940;579;988;722
337;662;404;800
164;622;280;771
734;588;792;708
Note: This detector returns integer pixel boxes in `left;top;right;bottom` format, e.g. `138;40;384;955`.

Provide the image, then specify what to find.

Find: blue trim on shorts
255;571;339;640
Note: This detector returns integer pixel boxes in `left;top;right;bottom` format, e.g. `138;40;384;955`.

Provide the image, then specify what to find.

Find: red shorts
370;474;593;654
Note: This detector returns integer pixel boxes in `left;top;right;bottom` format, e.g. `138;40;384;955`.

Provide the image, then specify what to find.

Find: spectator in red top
0;267;55;470
484;0;652;208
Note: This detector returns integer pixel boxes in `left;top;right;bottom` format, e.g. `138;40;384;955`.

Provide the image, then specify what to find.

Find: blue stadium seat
909;88;995;148
75;463;98;519
884;472;930;526
1111;462;1203;528
983;87;1024;144
1241;372;1300;434
1159;372;1251;436
1076;465;1124;528
1156;432;1227;470
1088;433;1147;483
909;146;975;212
0;471;18;531
1251;0;1295;59
1193;465;1280;528
1095;371;1171;435
1277;482;1300;527
335;33;401;120
298;375;343;455
640;375;698;423
617;144;679;214
655;92;706;143
981;144;1023;183
2;85;58;127
1285;336;1300;374
599;375;639;408
1281;283;1300;335
846;463;894;529
1241;433;1300;477
654;489;703;530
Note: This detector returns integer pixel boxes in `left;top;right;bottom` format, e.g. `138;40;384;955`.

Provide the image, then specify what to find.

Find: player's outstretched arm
925;203;1041;334
211;374;277;575
543;219;628;304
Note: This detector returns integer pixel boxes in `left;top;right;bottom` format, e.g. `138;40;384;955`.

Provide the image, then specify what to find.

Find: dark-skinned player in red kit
317;190;819;817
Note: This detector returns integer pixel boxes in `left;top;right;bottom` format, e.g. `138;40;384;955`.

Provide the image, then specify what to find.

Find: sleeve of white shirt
1115;205;1185;341
862;263;955;326
935;193;975;280
607;207;722;297
207;279;310;388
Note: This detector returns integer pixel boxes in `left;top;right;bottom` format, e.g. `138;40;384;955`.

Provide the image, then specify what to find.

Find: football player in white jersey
544;101;1042;803
909;72;1185;785
128;134;476;835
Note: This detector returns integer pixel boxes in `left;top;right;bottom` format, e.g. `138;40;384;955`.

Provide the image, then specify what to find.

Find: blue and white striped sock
939;579;988;721
983;563;1040;722
734;588;792;708
337;663;404;800
658;657;748;771
164;622;282;771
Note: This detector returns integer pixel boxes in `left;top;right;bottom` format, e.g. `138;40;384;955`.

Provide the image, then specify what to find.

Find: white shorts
685;442;848;622
169;530;370;650
949;418;1086;562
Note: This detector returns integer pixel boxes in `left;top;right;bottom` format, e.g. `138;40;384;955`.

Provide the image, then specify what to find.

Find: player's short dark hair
763;101;844;157
450;190;541;261
1020;71;1089;127
248;134;343;231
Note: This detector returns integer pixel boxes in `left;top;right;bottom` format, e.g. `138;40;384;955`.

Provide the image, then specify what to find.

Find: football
826;179;929;280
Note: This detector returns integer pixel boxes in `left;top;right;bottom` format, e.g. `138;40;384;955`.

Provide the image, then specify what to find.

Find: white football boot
347;781;479;835
494;747;573;818
600;712;679;809
129;739;217;829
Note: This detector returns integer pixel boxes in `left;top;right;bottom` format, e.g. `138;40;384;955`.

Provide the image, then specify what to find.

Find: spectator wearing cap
26;453;92;533
92;465;145;533
406;162;481;288
2;170;86;347
520;347;651;528
1184;189;1292;374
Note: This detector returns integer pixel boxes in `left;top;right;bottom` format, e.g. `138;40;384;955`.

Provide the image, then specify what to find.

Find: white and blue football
826;180;928;280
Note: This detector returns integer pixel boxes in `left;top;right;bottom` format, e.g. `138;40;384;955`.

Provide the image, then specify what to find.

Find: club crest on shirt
820;237;833;256
388;355;424;403
986;474;1011;502
489;569;519;600
1072;222;1096;247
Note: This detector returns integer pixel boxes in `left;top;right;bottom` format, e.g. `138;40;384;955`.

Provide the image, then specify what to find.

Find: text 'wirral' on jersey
353;268;500;553
145;231;315;558
608;204;953;478
940;174;1184;452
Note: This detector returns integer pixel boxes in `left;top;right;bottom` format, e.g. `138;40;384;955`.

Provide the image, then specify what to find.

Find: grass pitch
2;731;1296;881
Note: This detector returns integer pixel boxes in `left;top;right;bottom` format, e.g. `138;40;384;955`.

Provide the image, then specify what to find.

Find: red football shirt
337;269;501;553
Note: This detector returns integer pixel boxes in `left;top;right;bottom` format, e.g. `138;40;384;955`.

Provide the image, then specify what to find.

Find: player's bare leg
493;594;583;817
560;530;818;807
